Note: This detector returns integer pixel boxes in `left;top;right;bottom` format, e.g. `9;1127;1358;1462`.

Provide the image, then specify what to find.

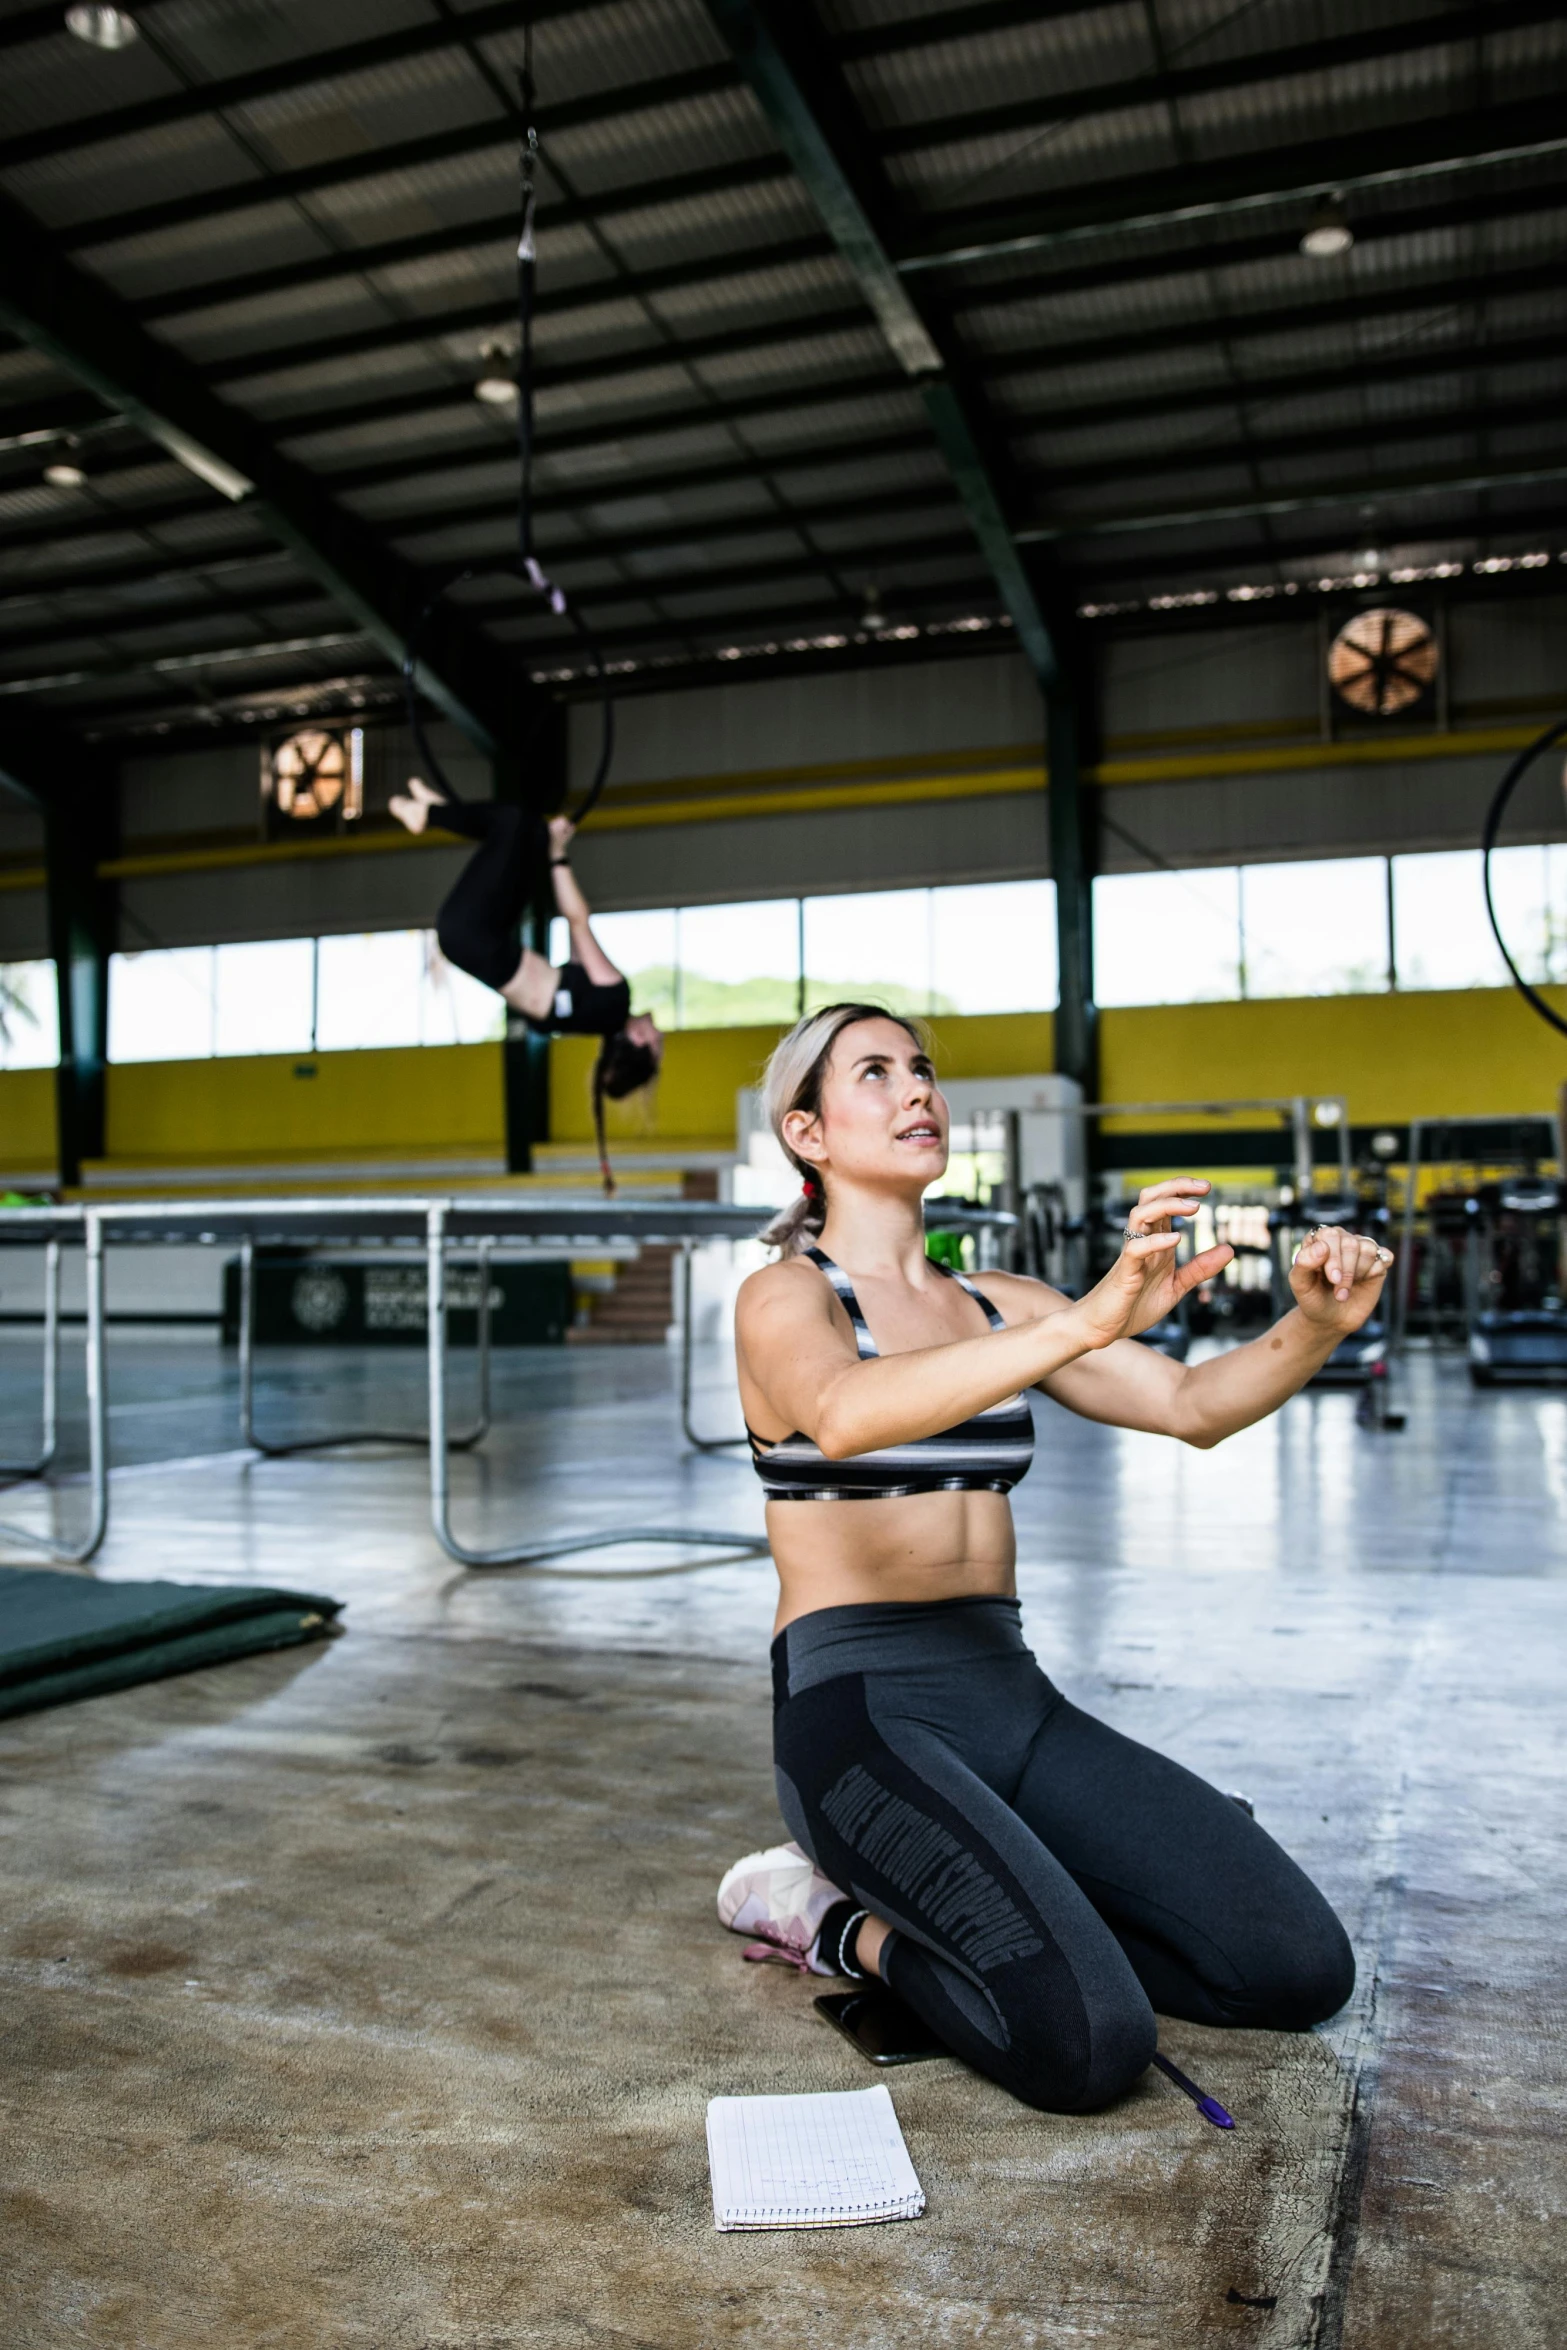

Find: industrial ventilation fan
1327;606;1438;717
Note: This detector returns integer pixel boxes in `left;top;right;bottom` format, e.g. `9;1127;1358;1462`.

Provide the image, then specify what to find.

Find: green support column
1046;684;1098;1100
41;760;116;1189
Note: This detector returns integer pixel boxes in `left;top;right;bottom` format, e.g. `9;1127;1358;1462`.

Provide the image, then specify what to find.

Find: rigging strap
400;38;615;827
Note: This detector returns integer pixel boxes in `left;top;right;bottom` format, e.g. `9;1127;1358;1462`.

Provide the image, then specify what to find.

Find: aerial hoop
400;28;616;830
400;562;615;827
1481;714;1567;1042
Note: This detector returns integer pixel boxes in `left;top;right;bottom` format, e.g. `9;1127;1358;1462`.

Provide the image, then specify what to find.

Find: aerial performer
390;786;660;1189
718;1002;1394;2113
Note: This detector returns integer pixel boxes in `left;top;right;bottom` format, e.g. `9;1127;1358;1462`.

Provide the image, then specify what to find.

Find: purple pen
1153;2050;1235;2129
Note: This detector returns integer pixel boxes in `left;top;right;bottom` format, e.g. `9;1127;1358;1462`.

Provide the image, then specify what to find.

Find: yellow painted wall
549;1012;1060;1148
552;1026;776;1147
1100;987;1567;1124
560;988;1567;1145
3;986;1563;1173
102;1043;504;1164
0;1067;57;1176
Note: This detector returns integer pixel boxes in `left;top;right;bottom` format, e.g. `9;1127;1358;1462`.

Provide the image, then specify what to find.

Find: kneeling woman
391;780;661;1185
725;1003;1383;2114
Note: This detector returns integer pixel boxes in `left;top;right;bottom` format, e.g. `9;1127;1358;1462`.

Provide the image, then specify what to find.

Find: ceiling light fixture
65;4;140;49
860;581;889;632
1300;192;1353;258
474;345;517;406
44;460;87;488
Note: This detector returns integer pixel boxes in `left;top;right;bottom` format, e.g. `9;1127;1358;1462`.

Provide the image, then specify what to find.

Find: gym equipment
1463;1173;1567;1385
1393;1115;1562;1360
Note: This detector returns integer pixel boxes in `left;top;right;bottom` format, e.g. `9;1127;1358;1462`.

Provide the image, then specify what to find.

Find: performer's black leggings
432;798;536;992
773;1596;1355;2113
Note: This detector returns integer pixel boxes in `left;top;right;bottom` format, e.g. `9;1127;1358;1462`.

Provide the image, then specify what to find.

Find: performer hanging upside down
390;779;661;1184
718;1002;1389;2114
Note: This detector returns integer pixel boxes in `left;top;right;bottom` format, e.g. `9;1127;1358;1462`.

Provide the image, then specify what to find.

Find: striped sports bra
748;1246;1035;1502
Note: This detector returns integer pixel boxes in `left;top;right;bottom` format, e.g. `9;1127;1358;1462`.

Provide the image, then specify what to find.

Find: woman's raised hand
1289;1224;1393;1333
547;813;576;859
1068;1179;1235;1352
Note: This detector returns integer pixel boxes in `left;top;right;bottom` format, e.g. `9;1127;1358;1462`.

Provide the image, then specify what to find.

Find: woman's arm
1023;1222;1393;1446
737;1198;1223;1459
546;816;621;989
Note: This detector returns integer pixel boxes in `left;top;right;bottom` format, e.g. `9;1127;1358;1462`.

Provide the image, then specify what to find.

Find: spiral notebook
706;2085;925;2231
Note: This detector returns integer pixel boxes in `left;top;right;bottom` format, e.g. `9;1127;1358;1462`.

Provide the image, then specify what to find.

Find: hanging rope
401;25;615;824
1481;714;1567;1042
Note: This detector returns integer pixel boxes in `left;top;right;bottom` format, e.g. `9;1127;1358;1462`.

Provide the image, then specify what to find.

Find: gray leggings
772;1596;1354;2113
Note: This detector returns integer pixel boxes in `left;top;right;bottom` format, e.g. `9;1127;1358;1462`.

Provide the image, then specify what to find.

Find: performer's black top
522;961;631;1038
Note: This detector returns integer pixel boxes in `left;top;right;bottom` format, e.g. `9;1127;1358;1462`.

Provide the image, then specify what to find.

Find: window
677;900;800;1028
931;880;1056;1013
1392;845;1567;990
108;946;217;1064
423;947;505;1046
1239;858;1389;998
316;931;426;1051
1094;868;1242;1007
108;930;504;1062
0;960;59;1071
589;906;678;1031
804;889;940;1016
213;938;315;1057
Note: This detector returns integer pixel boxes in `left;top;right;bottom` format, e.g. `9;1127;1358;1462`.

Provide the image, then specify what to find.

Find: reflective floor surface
1;1335;1563;2348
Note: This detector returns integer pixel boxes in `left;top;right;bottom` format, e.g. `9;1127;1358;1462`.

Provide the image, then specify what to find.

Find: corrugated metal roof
77;205;336;306
152;0;439;87
477;0;733;103
845;6;1153;136
231;50;501;173
543;88;776;202
0;20;183;145
887;101;1183;214
1;114;261;232
595;173;824;266
1;0;1565;731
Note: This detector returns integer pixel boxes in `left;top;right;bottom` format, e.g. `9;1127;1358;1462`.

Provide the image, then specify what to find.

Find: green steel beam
0;725;115;1184
702;0;1061;689
702;0;1094;1087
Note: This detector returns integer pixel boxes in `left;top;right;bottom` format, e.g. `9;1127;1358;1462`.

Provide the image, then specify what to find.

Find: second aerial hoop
1481;714;1567;1043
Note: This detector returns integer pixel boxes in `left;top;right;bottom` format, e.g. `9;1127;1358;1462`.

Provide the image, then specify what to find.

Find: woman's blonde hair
757;1001;929;1254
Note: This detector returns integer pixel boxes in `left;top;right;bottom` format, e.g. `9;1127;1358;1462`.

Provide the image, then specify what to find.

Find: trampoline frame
0;1195;1010;1571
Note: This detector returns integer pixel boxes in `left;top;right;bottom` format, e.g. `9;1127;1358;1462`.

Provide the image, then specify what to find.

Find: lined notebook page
706;2086;925;2231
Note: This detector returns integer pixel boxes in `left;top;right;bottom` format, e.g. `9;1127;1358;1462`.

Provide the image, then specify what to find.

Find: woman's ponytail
758;1174;827;1255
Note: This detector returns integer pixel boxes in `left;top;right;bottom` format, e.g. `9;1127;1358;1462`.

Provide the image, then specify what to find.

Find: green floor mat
0;1570;342;1719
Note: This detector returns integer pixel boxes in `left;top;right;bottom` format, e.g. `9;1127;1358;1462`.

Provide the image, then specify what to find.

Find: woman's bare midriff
768;1486;1017;1633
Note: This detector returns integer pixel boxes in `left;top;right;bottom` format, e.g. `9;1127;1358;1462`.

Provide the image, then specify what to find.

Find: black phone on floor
813;1988;948;2065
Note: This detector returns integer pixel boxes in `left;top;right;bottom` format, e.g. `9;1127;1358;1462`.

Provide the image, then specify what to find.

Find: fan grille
1328;608;1438;718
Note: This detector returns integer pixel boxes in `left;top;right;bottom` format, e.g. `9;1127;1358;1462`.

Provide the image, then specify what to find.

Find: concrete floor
1;1334;1563;2348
